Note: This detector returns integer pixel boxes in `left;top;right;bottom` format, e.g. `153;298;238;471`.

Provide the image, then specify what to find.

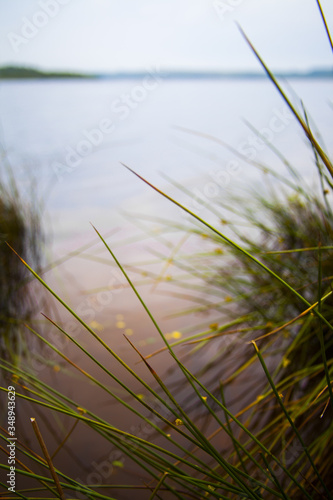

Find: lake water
0;77;332;498
1;78;332;250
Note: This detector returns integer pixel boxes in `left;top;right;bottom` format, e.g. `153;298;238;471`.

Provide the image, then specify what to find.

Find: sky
0;0;333;73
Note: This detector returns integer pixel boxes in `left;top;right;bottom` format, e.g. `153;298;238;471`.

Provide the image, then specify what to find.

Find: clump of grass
199;186;333;496
118;154;333;497
0;159;42;373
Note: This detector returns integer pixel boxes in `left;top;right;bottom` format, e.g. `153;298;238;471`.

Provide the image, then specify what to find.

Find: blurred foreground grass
0;159;42;373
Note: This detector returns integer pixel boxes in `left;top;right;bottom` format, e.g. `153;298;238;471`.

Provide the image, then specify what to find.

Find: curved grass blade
316;0;333;53
119;165;333;335
236;25;333;179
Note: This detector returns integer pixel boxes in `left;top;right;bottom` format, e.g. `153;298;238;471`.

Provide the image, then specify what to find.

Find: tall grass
0;154;43;378
1;2;333;498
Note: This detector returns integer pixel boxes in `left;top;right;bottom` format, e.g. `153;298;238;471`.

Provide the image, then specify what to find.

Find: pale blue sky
0;0;332;73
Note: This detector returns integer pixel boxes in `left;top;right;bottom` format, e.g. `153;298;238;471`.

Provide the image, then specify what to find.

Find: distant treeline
0;66;90;79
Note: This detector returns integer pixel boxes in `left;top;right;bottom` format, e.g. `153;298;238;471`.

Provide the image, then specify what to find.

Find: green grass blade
316;0;333;53
237;25;333;179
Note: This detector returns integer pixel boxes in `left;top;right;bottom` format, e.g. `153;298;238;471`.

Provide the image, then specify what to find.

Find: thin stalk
220;383;248;476
0;464;117;500
30;418;65;500
260;454;290;500
316;0;333;53
265;246;333;255
253;290;332;342
237;25;333;179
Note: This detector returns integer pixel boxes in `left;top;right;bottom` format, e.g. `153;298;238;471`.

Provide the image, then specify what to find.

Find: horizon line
1;64;332;80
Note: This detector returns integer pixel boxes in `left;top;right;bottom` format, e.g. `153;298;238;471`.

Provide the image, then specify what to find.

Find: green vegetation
0;65;92;79
0;159;42;376
0;2;332;499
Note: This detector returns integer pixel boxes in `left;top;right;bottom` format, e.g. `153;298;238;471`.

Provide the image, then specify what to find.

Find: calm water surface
1;78;332;248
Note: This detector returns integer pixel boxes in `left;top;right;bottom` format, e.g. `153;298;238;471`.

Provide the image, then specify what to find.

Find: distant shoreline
0;66;332;80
